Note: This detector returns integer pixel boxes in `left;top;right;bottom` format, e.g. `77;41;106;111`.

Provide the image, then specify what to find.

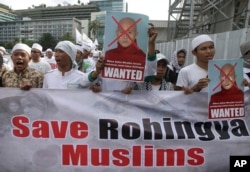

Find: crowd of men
0;25;250;93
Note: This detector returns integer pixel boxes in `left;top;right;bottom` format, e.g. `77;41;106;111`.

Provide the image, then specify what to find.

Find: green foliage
59;32;75;43
89;19;100;40
39;33;57;50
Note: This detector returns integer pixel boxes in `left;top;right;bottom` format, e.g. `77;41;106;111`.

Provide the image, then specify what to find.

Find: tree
59;32;75;43
39;33;57;50
89;19;100;40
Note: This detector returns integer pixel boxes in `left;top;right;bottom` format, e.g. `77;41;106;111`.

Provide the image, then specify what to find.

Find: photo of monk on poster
208;59;245;119
102;12;149;82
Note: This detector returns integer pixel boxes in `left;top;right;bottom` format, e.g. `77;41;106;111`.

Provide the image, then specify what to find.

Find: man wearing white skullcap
43;40;103;89
29;43;51;73
75;42;96;73
240;41;250;90
44;48;57;69
81;41;96;73
176;34;215;93
0;46;13;70
1;43;44;89
0;50;9;86
75;43;85;72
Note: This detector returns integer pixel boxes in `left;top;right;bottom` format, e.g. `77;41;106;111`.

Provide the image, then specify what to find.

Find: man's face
177;52;186;66
192;42;215;64
220;65;236;90
31;48;41;61
82;49;90;59
116;19;138;48
11;50;30;73
76;50;83;62
46;51;53;59
54;49;72;69
155;60;167;79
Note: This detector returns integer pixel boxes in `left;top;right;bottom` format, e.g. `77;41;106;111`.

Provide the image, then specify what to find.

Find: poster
0;88;250;171
102;11;149;82
208;59;244;119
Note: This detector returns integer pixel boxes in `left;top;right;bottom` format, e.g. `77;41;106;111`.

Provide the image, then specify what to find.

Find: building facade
0;4;17;22
14;3;99;20
0;17;82;43
89;0;124;12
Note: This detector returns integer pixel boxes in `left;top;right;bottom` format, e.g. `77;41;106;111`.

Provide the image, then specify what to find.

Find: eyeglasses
31;51;40;54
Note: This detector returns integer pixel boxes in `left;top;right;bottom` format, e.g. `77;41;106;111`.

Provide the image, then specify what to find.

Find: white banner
0;88;250;172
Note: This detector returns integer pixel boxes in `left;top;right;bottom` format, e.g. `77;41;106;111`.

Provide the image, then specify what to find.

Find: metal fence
156;28;250;65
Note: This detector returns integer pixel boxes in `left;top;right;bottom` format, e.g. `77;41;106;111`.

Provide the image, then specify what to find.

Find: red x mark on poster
212;63;237;91
108;16;142;50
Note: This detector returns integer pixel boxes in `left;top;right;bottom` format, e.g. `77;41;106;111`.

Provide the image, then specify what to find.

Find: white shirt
43;69;91;89
44;56;57;69
176;63;208;92
29;59;52;73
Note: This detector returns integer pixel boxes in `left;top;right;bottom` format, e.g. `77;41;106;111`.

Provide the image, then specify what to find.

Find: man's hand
20;80;32;90
91;57;104;80
121;87;133;94
95;57;104;74
148;24;158;57
148;23;158;44
192;78;210;92
90;84;102;93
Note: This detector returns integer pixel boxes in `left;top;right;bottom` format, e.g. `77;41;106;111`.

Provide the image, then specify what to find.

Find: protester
134;53;173;91
165;49;186;86
0;46;12;69
91;23;158;94
29;43;52;73
91;49;102;63
0;53;8;87
43;40;103;89
1;43;44;90
44;48;57;69
75;42;96;73
176;34;214;93
240;41;250;89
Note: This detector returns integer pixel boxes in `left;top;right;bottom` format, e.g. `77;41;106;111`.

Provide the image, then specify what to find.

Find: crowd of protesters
0;25;250;93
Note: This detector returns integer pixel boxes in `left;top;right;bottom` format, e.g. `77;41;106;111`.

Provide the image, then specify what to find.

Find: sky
1;0;169;20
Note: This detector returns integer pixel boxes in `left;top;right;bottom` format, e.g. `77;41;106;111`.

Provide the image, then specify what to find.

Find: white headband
12;43;31;56
55;41;76;63
0;46;6;54
32;43;43;52
75;44;83;52
192;34;214;50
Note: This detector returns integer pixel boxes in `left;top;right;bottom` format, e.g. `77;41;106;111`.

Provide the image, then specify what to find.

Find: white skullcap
32;43;43;52
0;46;6;54
82;42;92;52
12;43;31;56
46;48;53;53
75;44;83;52
156;53;168;64
240;41;250;56
191;34;214;50
55;41;76;63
